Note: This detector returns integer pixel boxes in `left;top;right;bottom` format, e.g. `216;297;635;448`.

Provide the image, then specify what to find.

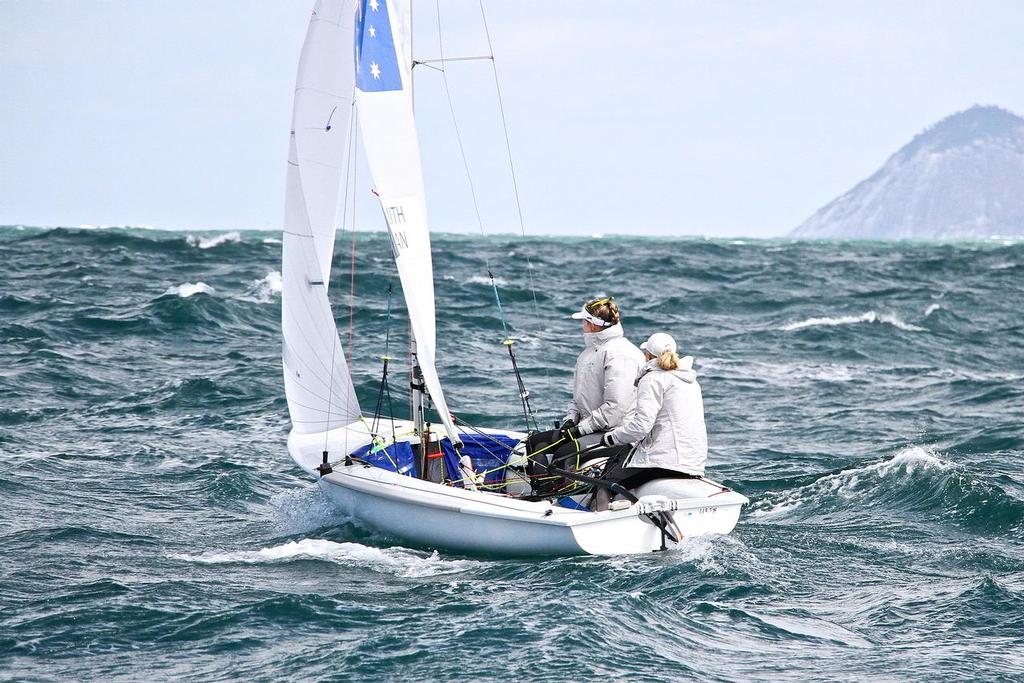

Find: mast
406;0;427;450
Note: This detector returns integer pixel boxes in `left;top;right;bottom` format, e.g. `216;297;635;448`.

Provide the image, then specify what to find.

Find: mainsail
353;0;461;444
282;0;362;434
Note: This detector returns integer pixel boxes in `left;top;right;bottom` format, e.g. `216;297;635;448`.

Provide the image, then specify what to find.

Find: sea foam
175;539;479;578
164;282;215;298
781;311;924;332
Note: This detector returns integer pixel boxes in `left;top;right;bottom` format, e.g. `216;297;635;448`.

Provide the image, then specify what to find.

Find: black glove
559;418;577;432
601;433;615;447
560;424;582;441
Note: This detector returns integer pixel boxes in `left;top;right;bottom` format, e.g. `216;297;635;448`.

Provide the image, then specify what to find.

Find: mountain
792;105;1024;239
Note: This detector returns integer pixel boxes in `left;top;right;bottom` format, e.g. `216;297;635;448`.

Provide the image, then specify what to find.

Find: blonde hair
586;297;620;326
657;349;681;371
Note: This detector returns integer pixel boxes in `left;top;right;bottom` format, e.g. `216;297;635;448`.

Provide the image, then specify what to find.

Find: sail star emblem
355;0;402;92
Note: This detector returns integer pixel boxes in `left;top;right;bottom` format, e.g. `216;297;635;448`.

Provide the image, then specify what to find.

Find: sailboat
281;0;747;556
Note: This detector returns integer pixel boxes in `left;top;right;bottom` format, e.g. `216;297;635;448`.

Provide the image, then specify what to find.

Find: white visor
570;305;611;327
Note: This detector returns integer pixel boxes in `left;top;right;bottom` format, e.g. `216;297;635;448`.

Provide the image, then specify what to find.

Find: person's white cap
570;298;613;327
640;332;676;356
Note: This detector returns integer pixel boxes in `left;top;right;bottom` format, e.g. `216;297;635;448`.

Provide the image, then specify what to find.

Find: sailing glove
560;424;582;442
601;433;615;447
559;418;577;432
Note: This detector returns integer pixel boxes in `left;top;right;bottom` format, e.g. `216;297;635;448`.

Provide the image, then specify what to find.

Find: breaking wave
749;446;1024;532
163;282;215;298
781;310;925;332
187;231;241;249
241;271;282;304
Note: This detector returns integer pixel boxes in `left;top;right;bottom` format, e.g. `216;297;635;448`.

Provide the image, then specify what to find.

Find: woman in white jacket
591;332;708;510
526;297;644;494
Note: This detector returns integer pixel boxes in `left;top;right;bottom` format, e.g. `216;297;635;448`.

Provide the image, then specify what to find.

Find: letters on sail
353;0;461;445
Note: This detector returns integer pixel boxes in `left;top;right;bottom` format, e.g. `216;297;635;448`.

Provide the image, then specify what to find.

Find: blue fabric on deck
351;440;418;478
440;433;520;487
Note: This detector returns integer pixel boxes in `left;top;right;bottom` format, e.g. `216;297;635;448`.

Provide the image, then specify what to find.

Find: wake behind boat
281;0;747;556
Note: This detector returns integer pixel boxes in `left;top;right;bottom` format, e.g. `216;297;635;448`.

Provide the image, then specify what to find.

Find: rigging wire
436;0;486;241
370;283;398;449
432;0;541;432
477;0;546;333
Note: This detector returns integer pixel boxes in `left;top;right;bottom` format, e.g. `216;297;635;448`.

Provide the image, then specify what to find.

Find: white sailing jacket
564;324;645;436
605;357;708;476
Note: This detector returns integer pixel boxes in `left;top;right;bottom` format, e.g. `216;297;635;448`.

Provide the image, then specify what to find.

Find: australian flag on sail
354;0;403;92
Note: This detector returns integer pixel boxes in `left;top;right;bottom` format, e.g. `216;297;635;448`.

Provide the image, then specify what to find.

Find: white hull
290;420;748;557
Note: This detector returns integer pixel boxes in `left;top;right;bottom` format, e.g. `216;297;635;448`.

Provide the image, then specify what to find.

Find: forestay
352;0;460;444
282;0;362;434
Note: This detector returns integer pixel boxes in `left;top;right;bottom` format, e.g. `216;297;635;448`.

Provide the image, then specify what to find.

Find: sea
1;226;1022;681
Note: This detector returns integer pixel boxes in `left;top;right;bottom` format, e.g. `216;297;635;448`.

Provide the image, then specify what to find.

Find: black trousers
600;450;698;490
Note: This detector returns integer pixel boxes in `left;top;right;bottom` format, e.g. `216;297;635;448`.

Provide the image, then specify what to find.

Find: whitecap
262;237;282;245
781;310;924;332
749;446;955;520
175;539;479;578
187;231;241;249
240;271;282;304
924;303;942;316
163;282;215;298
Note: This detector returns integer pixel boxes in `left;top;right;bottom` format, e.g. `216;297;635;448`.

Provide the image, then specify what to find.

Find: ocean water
1;226;1022;681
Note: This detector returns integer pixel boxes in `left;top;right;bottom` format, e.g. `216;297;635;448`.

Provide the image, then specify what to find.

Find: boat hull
291;420;747;557
317;461;746;557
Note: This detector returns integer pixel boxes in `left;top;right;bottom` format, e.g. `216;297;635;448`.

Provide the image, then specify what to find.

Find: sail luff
352;0;460;445
282;0;362;434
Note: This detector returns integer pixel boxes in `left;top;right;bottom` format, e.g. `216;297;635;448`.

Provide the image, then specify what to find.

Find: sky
2;1;1023;238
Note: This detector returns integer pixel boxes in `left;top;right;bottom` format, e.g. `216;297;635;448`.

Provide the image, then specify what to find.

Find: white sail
291;0;357;284
392;0;413;71
352;0;460;444
282;0;361;435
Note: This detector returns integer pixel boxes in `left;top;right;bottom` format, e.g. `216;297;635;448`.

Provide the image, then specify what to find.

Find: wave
748;446;1024;532
240;271;282;304
781;310;925;332
749;446;954;519
186;231;241;249
163;282;215;298
175;539;479;577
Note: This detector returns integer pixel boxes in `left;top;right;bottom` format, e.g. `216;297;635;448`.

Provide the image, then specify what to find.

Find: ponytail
657;350;680;371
